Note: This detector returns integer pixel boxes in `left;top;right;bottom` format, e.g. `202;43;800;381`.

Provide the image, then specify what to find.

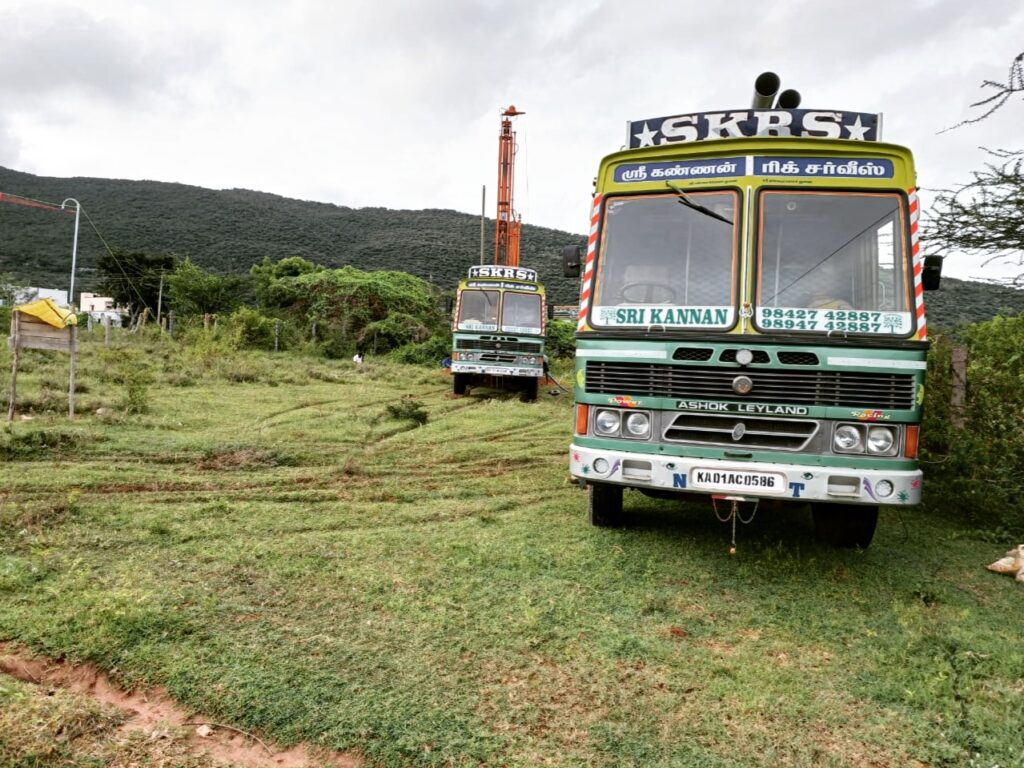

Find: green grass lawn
1;337;1022;767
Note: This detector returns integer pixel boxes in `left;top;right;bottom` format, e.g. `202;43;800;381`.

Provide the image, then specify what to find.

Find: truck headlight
594;409;621;436
624;411;651;438
867;426;897;455
833;424;863;453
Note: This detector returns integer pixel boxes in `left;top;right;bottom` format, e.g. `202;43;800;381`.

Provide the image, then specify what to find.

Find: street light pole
61;198;81;308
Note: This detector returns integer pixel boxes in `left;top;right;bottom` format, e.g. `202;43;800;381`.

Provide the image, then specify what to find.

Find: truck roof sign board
628;109;881;148
469;265;538;282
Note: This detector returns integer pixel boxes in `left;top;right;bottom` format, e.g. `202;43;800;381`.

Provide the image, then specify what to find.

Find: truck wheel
521;377;539;402
453;373;469;396
588;482;624;527
811;503;878;549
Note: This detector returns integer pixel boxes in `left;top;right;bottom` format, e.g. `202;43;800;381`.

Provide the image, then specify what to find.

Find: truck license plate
691;468;786;495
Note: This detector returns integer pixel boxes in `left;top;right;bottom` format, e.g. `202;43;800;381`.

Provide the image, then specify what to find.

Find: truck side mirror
922;255;943;291
547;303;555;320
562;245;582;278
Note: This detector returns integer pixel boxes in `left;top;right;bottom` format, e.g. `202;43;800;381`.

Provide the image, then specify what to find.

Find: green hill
1;165;1021;328
0;165;587;305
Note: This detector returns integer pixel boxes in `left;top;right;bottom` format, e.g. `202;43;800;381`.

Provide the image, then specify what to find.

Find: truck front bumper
569;443;921;505
451;363;544;377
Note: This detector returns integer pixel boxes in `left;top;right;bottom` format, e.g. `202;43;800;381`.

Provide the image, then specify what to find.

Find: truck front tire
453;373;469;396
588;482;624;527
521;377;539;402
811;503;878;548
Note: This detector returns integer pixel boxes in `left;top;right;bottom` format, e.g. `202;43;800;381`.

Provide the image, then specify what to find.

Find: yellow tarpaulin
15;298;78;328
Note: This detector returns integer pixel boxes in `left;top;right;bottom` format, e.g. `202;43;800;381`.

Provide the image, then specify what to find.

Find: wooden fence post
68;325;77;418
274;320;280;352
104;316;111;347
168;311;175;338
7;313;19;421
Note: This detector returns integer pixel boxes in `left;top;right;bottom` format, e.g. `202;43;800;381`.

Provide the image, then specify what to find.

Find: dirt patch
0;642;360;768
196;447;285;471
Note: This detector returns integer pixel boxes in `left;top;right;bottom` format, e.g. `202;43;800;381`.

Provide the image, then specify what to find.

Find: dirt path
0;642;361;768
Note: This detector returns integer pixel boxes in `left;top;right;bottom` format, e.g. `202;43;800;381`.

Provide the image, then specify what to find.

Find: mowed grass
1;337;1022;767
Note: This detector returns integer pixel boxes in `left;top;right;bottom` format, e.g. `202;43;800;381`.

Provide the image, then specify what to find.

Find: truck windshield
501;292;542;334
593;191;737;329
457;290;499;331
756;191;913;335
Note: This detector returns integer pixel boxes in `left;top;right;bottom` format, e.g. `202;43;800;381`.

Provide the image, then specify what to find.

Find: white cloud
0;0;1022;282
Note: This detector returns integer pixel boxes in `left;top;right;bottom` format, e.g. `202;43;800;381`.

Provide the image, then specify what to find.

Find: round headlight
875;479;894;498
867;427;895;455
624;411;650;437
834;425;863;452
595;410;621;435
592;457;610;475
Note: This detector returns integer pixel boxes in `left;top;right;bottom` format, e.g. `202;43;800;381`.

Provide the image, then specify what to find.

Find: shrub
228;307;279;351
391;332;452;366
921;315;1024;530
385;399;428;425
545;319;576;359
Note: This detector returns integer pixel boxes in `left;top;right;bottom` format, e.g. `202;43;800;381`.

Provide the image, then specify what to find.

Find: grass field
1;336;1022;767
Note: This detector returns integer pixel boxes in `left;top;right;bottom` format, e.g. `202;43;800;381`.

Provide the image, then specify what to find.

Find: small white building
5;287;70;307
79;293;117;312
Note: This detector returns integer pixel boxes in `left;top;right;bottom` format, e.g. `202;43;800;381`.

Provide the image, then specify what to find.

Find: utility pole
60;199;81;308
479;185;486;265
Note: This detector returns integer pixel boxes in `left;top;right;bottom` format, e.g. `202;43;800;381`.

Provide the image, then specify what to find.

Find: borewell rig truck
564;73;942;548
451;106;547;401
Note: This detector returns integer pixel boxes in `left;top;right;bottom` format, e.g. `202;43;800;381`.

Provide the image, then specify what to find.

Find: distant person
352;351;364;365
441;356;452;369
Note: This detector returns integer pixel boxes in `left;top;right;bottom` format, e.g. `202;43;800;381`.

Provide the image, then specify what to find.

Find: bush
545;319;576;359
385;399;428;425
391;332;452;366
228;307;279;351
921;315;1024;530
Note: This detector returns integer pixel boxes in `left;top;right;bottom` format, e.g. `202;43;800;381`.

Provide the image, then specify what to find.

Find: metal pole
480;185;486;265
61;199;81;308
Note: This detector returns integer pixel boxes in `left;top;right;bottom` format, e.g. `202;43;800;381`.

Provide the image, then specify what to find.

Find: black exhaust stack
777;89;802;109
752;72;781;108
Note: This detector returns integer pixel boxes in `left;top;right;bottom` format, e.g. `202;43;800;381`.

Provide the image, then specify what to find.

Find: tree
926;152;1024;287
97;250;176;317
925;52;1024;286
167;258;250;316
251;256;323;309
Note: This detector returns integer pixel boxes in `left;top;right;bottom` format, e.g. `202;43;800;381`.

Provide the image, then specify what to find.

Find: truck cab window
457;290;499;331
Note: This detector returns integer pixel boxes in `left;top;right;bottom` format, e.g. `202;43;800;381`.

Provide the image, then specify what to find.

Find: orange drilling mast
494;105;524;267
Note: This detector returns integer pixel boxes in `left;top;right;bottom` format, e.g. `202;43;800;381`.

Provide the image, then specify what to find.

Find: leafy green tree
97;250;176;317
167;258;249;316
251;256;323;309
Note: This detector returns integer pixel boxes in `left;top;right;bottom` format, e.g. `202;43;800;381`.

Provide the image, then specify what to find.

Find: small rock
195;724;214;738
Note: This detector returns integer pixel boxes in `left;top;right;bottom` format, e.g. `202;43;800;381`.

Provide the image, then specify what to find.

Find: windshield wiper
666;181;733;225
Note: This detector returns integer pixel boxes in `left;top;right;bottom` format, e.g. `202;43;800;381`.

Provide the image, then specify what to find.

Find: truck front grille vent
585;361;916;410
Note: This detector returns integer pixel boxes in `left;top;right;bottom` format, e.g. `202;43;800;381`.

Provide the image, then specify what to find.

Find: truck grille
585;361;916;410
664;413;818;450
456;338;542;354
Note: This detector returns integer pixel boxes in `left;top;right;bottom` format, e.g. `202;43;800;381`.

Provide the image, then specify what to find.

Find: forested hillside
0;166;587;304
2;164;1022;327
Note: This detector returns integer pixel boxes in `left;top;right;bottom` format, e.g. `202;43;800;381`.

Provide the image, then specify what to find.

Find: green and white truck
451;265;547;402
565;77;942;547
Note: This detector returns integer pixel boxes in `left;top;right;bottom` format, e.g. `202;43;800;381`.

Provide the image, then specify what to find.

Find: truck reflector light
904;425;919;459
575;404;589;435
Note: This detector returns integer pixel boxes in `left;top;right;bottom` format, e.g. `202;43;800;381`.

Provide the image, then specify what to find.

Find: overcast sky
1;0;1021;282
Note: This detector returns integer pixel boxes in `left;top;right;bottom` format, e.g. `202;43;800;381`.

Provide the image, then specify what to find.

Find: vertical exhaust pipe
752;72;781;108
777;89;802;109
